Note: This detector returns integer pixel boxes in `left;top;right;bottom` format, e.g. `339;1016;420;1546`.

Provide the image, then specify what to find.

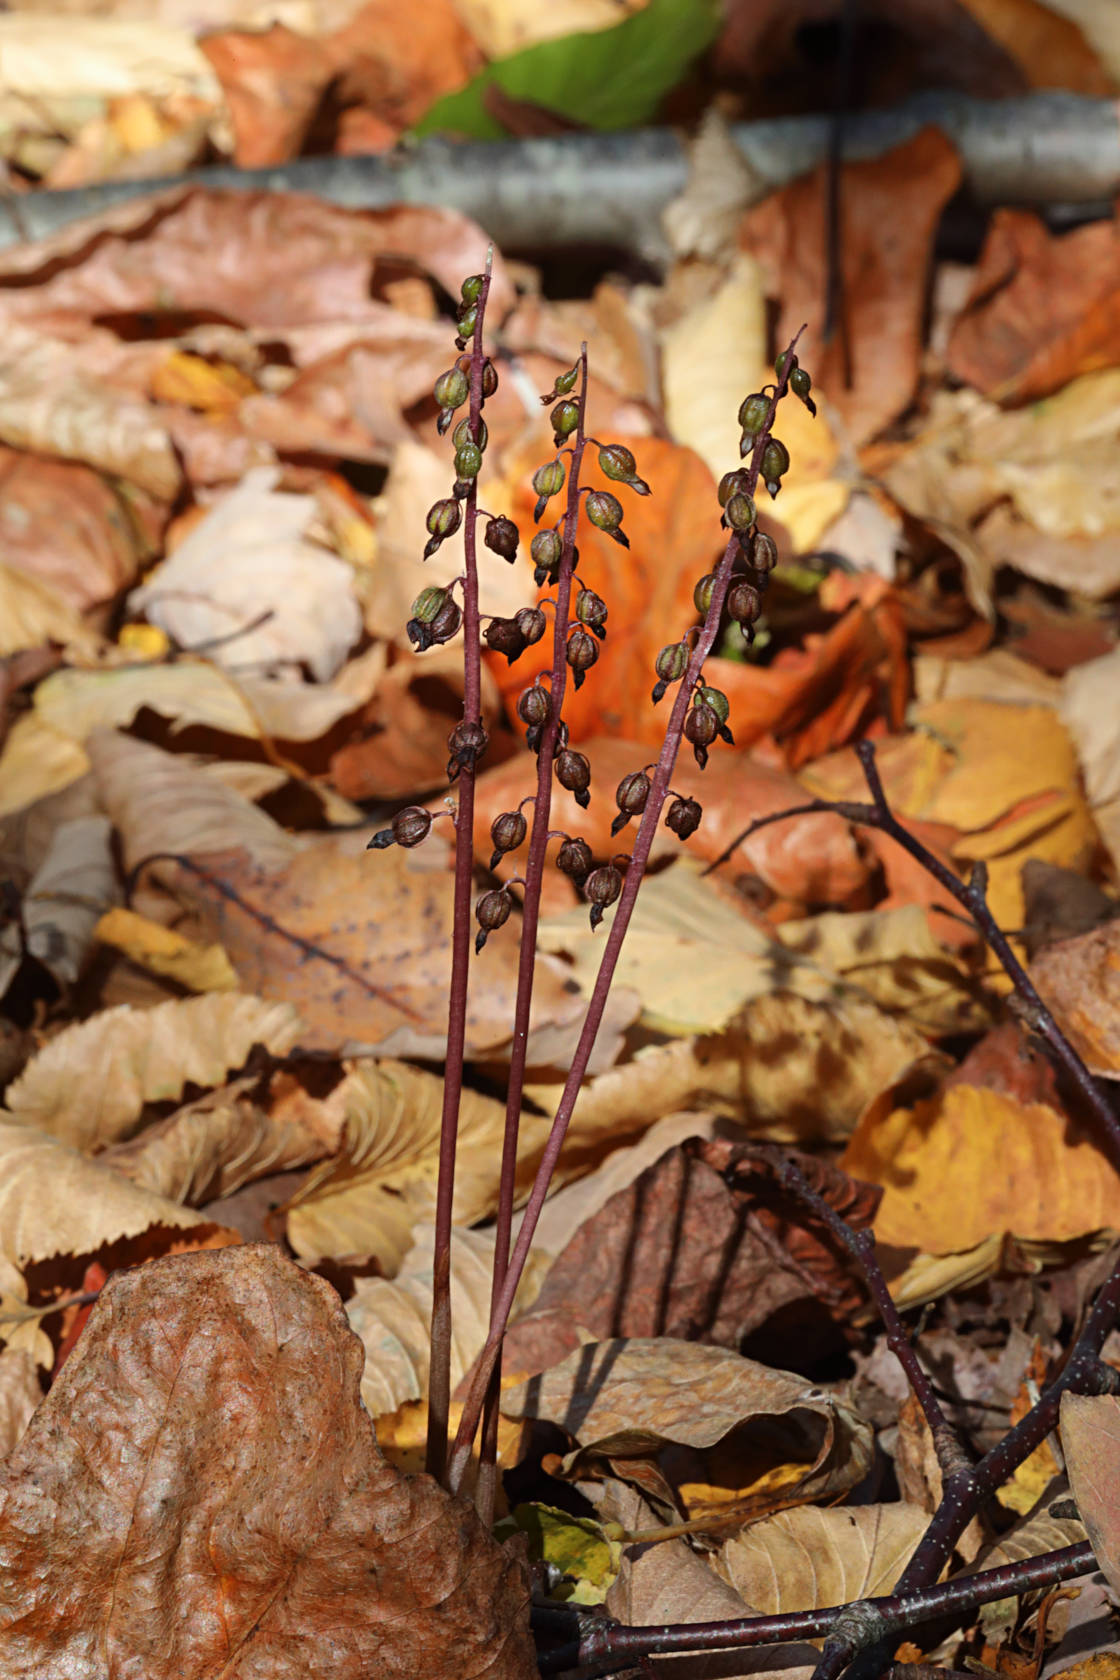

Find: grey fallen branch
1;91;1117;259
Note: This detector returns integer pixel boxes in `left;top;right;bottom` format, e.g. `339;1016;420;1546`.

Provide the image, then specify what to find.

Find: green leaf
412;0;721;141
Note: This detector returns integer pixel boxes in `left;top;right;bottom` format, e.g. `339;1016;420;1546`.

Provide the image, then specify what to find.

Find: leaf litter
2;10;1120;1674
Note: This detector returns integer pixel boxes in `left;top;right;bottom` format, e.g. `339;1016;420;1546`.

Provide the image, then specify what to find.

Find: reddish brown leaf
947;208;1120;403
1061;1391;1120;1598
200;26;333;169
0;1244;533;1678
0;447;142;613
741;126;961;445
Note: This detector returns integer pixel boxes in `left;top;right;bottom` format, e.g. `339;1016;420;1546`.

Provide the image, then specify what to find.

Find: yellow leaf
116;622;168;659
0;712;88;818
149;350;256;414
95;907;237;994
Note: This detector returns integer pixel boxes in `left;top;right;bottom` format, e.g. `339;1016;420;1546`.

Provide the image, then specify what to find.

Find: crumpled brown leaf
715;1501;929;1611
1029;921;1120;1080
1061;1391;1120;1599
501;1140;879;1378
0;1243;534;1679
501;1337;872;1537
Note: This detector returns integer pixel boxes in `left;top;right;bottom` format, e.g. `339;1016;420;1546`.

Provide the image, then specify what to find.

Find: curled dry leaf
715;1502;930;1611
842;1081;1120;1257
1063;647;1120;875
501;1338;872;1535
0;564;99;661
5;992;302;1151
0;815;116;1001
1029;921;1120;1080
0;1244;535;1679
94;907;239;995
130;467;363;681
0;446;141;614
1061;1391;1120;1598
0;1349;40;1460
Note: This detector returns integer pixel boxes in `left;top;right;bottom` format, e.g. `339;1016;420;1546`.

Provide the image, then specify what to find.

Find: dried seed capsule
566;625;599;688
447;718;488;779
532;459;566;522
575;588;608;635
551;399;580;439
489;809;528;869
685;701;720;768
750;530;779;573
515;606;547;646
698;685;734;744
407;589;461;652
611;769;651;836
652;639;688;704
475;887;512;953
424;498;462;559
790;365;812;398
775;348;796;380
761;437;790;496
585;490;626;544
531;527;563;583
452;415;488;453
724;491;756;533
598;443;636;480
367;804;433;850
585;863;623;930
556;835;592;880
727;580;763;626
410;585;450;625
454;441;483;481
665;795;702;841
484;515;519;562
484;616;526;663
556;747;592;808
481;358;499;397
738;392;770;435
693;573;717;615
461;274;485;304
718;469;753;507
517;682;552;728
434;367;470;411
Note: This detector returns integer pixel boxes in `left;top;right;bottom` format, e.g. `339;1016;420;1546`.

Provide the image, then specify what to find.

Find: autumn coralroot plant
366;251;809;1507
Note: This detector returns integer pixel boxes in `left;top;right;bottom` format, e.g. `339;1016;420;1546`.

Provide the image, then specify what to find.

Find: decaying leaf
1063;647;1120;874
0;1348;40;1460
715;1502;929;1611
0;815;116;1000
1030;921;1120;1079
1061;1391;1120;1598
501;1337;872;1535
5;992;303;1150
0;1244;535;1678
94;907;238;995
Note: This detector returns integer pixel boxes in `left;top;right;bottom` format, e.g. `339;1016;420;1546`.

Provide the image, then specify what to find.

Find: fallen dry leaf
0;446;142;614
715;1501;929;1611
0;1243;535;1678
741;126;962;446
0;565;99;661
842;1080;1120;1255
0;815;116;1001
1062;647;1120;874
1061;1391;1120;1599
1030;922;1120;1079
94;907;238;994
947;208;1120;403
501;1337;872;1535
0;1348;40;1460
5;993;302;1151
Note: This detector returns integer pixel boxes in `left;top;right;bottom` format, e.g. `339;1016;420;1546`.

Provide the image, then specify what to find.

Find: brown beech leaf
0;1244;534;1679
0;1348;40;1460
0;446;141;612
741;127;961;446
501;1337;872;1536
1061;1392;1120;1598
501;1140;879;1379
473;737;869;910
715;1501;929;1611
1029;922;1120;1079
947;209;1120;404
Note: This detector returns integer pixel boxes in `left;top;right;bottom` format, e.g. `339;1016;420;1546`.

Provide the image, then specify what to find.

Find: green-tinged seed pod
530;527;563;573
551;399;580;439
484;515;519;561
454;441;483;480
611;769;650;836
515;606;547;645
776;349;797;380
585;490;623;533
484;617;525;663
585;863;623;930
556;747;592;807
481;359;499;397
665;796;702;841
461;274;485;304
555;363;579;395
575;588;608;631
453;415;488;453
727;580;763;626
457;303;479;339
426;498;462;540
517;682;551;728
790;365;812;398
566;626;599;688
434;366;470;410
697;686;730;726
685;703;720;749
367;804;433;850
738;392;770;435
532;460;566;522
410;585;450;626
489;809;527;869
724;491;756;533
655;642;688;684
598;443;637;481
718;469;753;508
556;835;593;880
447;719;488;779
693;573;717;615
751;530;779;573
475;887;512;953
761;438;790;482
